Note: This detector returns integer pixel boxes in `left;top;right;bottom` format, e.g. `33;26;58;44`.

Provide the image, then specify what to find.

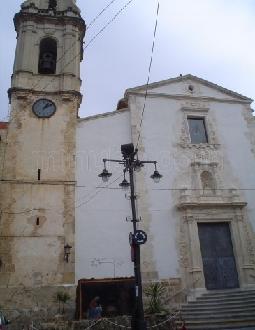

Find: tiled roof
0;122;8;129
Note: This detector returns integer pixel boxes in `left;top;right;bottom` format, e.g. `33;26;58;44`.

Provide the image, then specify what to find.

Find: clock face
32;99;56;118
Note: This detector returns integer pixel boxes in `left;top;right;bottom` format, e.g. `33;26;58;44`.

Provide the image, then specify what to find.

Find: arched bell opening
38;37;57;75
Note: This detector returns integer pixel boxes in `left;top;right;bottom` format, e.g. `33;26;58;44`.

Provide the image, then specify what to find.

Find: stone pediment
177;189;247;210
125;74;253;103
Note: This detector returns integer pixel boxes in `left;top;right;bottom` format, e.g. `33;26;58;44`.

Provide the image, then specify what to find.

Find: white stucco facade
75;75;255;294
76;110;133;280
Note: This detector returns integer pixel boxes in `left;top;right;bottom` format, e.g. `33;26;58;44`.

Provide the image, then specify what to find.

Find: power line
87;0;118;30
0;174;123;215
85;0;135;49
75;174;123;209
34;0;135;93
75;173;123;206
31;0;134;92
136;0;160;149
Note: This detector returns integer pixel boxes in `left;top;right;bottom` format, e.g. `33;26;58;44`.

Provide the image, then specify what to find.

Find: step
196;295;255;303
197;293;255;301
176;318;255;329
176;325;255;330
181;312;255;321
181;308;255;317
202;289;255;297
202;288;255;294
179;289;255;329
224;328;255;330
182;304;255;312
186;298;255;306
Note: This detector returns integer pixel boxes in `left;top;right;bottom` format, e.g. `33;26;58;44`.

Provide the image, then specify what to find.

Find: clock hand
43;103;51;110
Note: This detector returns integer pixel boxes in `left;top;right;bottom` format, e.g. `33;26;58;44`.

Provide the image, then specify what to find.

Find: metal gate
198;222;239;290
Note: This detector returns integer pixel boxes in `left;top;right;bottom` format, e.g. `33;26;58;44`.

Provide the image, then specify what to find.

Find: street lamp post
98;143;162;330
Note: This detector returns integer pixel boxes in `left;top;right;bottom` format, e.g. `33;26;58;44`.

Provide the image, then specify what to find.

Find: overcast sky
0;0;254;120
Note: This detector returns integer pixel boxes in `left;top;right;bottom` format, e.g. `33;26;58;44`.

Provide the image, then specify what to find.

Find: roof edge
125;74;253;103
78;108;129;123
0;122;9;129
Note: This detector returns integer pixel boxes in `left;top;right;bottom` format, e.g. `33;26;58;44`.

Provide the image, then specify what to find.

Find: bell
48;0;57;10
39;52;56;74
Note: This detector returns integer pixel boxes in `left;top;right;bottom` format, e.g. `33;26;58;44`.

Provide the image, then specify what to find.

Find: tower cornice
14;11;86;34
8;87;83;103
14;11;86;60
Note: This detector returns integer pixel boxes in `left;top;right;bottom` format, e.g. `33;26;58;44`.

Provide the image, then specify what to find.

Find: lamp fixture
64;243;72;263
98;160;112;182
150;163;163;183
134;158;144;172
119;171;130;190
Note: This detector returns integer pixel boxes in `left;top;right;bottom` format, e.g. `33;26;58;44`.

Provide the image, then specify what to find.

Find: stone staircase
179;289;255;330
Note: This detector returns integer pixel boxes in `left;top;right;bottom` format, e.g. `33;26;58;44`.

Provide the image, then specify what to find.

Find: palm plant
144;282;167;314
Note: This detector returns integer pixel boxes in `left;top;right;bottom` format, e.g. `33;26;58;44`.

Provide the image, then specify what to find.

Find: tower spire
21;0;81;15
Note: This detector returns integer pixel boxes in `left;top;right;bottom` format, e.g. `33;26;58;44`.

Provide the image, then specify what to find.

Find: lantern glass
119;179;130;190
150;170;162;183
98;168;112;182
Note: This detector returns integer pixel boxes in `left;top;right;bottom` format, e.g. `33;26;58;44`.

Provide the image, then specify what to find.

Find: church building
0;0;255;320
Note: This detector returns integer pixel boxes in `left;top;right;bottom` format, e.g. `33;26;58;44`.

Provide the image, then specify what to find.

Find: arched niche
200;171;216;195
38;37;57;74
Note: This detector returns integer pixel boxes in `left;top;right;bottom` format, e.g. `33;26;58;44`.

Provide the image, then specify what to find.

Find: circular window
188;85;194;92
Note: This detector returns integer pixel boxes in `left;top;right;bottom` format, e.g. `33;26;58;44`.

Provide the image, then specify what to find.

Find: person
180;321;187;330
88;296;102;320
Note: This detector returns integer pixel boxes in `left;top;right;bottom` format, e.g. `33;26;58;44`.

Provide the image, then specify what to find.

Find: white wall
76;78;255;284
76;110;134;281
129;94;188;279
128;79;255;280
212;101;255;230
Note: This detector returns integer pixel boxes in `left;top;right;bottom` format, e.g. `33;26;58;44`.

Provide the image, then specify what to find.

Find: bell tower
0;0;85;310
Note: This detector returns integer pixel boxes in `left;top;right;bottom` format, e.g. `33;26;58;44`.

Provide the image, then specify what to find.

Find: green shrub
144;282;167;315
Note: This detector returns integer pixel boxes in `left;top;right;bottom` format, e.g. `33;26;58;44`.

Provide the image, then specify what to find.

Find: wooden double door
198;222;239;290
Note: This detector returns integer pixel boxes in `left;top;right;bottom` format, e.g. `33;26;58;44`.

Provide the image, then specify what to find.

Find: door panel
198;223;239;290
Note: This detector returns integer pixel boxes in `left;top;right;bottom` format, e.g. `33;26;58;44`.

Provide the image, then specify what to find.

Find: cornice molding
8;87;82;102
126;91;252;105
78;109;129;123
125;74;253;103
14;11;86;60
177;201;247;210
14;11;86;32
0;179;76;186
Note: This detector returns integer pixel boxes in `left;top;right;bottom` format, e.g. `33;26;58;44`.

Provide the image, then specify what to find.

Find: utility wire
135;0;160;149
87;0;118;30
32;0;135;93
75;173;123;205
85;0;135;49
0;174;123;215
75;174;123;209
32;0;119;89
